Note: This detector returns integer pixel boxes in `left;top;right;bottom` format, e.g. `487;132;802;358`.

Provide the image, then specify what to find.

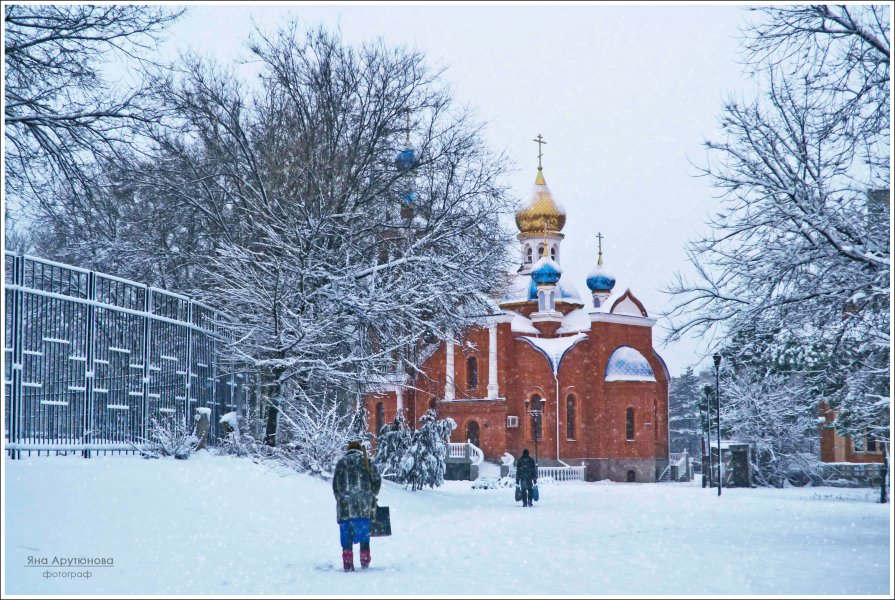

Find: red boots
342;548;370;571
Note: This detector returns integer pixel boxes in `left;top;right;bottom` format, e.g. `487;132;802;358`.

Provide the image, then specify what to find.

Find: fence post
185;300;194;431
82;270;97;458
210;313;218;441
141;289;153;444
9;255;25;459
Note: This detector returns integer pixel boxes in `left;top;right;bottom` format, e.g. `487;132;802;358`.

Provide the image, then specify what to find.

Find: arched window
626;470;636;482
526;246;533;263
466;420;480;448
375;402;385;436
551;246;557;260
466;356;478;390
566;394;576;440
626;407;635;441
538;244;546;258
529;394;543;441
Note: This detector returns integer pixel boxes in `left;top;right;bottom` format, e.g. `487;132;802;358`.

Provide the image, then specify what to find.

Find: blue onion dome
395;148;417;171
401;191;417;206
586;262;615;292
531;256;562;285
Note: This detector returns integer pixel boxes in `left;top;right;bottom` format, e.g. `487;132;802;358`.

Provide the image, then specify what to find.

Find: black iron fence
4;253;254;457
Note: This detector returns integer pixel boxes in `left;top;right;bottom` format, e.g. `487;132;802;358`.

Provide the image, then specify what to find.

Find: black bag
371;505;391;537
532;484;540;502
514;484;522;502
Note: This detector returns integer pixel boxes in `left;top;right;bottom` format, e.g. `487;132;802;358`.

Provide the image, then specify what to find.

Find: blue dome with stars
531;256;562;285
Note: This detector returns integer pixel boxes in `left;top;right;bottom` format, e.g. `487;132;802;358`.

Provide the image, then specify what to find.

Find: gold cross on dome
533;134;546;170
596;232;604;265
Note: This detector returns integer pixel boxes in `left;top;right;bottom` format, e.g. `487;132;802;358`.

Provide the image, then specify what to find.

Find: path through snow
4;453;890;595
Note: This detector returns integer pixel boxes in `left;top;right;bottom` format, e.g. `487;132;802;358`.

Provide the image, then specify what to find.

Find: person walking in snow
333;440;382;571
515;448;537;507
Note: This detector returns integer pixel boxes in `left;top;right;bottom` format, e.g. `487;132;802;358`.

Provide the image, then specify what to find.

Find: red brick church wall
363;314;671;479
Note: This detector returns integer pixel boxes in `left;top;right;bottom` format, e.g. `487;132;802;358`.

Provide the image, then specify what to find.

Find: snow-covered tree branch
665;5;889;444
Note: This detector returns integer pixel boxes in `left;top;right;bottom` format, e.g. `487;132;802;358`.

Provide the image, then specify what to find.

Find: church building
365;141;670;482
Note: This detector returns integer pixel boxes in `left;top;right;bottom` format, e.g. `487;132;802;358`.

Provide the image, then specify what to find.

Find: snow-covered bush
137;417;199;460
375;413;413;481
399;410;456;491
471;476;515;490
216;412;259;457
276;391;367;477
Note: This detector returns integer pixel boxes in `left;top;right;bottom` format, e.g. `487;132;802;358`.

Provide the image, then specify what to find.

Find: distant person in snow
516;448;537;507
333;440;382;571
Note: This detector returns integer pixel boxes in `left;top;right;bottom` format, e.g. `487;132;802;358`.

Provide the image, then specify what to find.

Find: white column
395;384;404;414
445;338;455;401
487;323;499;399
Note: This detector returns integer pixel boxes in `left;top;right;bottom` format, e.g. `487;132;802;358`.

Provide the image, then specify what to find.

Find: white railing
448;441;484;465
538;465;586;481
508;465;586;481
659;452;690;482
669;452;688;467
448;442;469;459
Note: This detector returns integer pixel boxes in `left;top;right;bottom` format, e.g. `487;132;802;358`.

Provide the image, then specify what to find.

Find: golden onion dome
515;168;566;234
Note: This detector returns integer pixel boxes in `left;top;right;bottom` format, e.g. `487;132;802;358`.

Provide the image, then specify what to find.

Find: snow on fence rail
3;253;255;458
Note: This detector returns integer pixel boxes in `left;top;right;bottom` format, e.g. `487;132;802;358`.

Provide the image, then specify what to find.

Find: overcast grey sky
160;3;756;376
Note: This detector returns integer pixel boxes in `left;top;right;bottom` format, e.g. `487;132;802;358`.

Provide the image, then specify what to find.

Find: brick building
819;402;886;464
365;162;670;482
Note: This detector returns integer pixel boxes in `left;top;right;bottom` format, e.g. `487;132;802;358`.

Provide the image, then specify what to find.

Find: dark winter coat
516;454;537;484
332;449;382;522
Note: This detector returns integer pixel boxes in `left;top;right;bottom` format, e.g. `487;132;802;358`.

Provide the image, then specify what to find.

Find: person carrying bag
332;440;383;571
515;448;538;507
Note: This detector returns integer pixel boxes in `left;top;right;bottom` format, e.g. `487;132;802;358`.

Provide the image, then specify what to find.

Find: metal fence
4;253;254;457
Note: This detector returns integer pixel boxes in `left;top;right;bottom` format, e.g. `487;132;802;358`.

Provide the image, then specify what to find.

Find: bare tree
4;4;183;223
35;24;515;447
743;4;890;163
665;5;889;444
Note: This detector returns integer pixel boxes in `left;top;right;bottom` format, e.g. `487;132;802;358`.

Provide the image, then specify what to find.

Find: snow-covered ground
4;453;891;595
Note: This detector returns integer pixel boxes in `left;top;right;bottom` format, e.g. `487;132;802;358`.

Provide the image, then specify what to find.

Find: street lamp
713;353;723;497
702;384;713;489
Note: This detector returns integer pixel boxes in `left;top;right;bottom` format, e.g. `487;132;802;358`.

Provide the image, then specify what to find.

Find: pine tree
669;367;704;455
374;413;413;482
399;410;456;491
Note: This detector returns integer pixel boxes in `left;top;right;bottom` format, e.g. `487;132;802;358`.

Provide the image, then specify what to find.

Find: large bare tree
4;4;183;227
33;24;515;447
665;5;889;444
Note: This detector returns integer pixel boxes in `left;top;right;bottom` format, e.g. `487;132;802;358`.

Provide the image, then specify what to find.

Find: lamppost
702;384;713;489
713;353;723;497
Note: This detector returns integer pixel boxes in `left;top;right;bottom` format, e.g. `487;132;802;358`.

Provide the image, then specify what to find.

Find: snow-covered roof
508;311;539;334
610;290;648;317
518;333;587;375
366;372;411;393
605;346;656;382
555;308;592;334
501;271;584;306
